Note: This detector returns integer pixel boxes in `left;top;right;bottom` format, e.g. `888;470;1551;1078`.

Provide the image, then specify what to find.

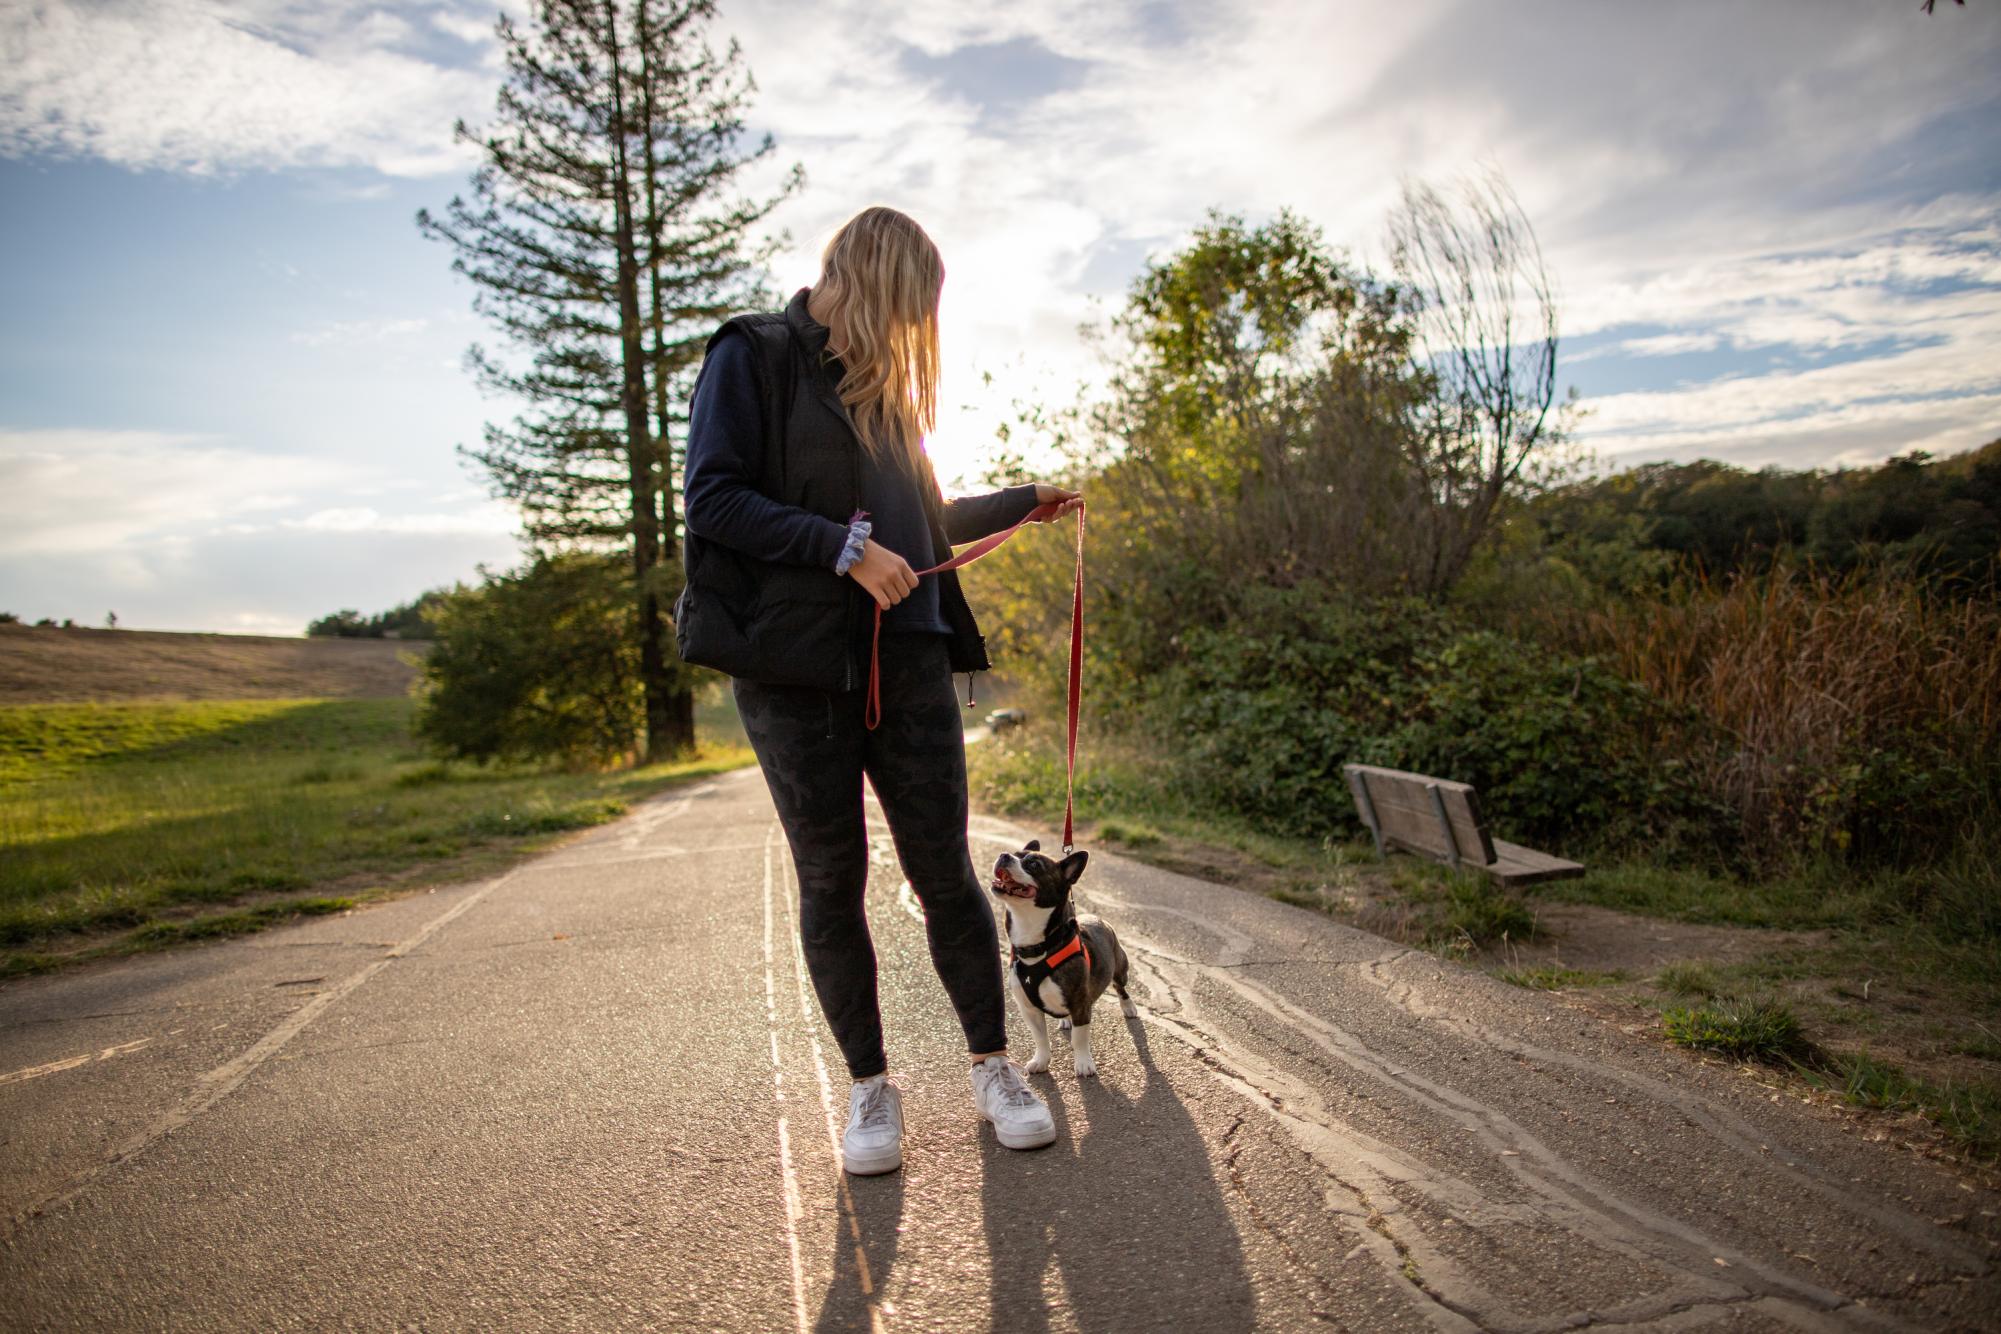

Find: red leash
865;500;1085;853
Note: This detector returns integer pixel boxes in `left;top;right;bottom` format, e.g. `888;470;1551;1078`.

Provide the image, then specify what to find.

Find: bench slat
1488;838;1585;889
1345;764;1496;866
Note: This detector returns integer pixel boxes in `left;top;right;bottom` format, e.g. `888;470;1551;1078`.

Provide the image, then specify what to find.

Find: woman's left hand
1032;483;1083;520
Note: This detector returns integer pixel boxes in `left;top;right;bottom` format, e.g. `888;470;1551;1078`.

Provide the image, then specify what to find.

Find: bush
1135;583;1717;855
412;551;647;770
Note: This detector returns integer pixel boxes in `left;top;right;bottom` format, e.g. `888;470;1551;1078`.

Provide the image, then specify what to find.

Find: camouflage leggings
733;633;1006;1078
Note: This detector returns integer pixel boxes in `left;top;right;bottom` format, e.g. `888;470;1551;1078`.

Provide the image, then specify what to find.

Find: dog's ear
1058;849;1089;884
1024;839;1041;852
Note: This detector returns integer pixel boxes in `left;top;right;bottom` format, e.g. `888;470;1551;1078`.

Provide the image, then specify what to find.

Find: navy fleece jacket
682;330;1040;632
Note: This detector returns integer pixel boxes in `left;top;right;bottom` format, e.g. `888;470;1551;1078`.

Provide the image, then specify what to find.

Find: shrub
1134;583;1717;855
413;551;649;770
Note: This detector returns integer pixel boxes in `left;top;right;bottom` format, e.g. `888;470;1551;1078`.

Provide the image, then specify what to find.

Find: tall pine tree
419;0;801;758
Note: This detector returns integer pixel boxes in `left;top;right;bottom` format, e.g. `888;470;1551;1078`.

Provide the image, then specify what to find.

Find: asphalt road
2;768;1995;1331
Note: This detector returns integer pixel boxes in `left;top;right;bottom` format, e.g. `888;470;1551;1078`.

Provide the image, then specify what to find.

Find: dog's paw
1074;1055;1098;1078
1023;1050;1050;1074
1120;997;1139;1018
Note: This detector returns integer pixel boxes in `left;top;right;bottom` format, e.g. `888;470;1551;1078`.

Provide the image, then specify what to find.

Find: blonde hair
809;206;943;471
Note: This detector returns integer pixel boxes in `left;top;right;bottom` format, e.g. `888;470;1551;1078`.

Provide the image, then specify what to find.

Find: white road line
0;1037;155;1088
763;824;811;1334
3;870;514;1240
4;780;726;1241
781;829;887;1330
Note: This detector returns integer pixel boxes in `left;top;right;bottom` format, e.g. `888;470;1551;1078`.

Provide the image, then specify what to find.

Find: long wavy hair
809;206;943;472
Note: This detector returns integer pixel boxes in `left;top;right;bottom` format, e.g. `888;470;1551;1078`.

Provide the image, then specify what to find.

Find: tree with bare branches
1388;171;1568;595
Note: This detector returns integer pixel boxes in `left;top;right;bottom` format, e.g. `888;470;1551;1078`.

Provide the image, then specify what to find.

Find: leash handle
864;500;1085;855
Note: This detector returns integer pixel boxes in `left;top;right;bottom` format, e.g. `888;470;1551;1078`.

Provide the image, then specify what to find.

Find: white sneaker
970;1055;1057;1150
842;1075;903;1175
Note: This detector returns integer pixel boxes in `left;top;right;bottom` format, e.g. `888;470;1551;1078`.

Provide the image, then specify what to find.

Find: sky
2;0;1997;635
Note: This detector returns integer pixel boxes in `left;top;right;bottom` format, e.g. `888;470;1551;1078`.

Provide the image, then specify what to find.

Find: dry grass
1544;559;2001;861
0;625;427;704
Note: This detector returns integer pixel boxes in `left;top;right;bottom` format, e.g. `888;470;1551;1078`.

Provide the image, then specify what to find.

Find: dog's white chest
1035;977;1069;1016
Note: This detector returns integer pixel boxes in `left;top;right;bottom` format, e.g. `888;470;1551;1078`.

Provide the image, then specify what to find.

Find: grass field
0;689;752;977
967;723;2001;1165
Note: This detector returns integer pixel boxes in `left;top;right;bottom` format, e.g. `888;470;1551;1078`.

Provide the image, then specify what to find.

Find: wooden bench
1341;763;1584;889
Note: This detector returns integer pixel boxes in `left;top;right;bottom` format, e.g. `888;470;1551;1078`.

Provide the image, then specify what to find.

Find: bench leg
1347;769;1385;859
1425;783;1462;868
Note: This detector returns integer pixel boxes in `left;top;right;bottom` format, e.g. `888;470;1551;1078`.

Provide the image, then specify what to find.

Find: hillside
0;625;428;704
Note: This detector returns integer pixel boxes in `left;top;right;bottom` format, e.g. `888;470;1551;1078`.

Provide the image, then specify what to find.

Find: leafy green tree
975;209;1434;706
973;195;1570;706
414;552;641;769
419;0;800;759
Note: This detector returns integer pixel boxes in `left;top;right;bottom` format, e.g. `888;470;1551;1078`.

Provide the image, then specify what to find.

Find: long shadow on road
977;1016;1255;1333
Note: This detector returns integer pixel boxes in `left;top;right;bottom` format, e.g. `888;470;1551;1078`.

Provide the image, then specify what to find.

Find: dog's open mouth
990;875;1037;900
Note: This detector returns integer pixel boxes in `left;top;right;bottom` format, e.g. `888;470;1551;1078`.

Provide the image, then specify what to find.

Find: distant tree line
1;614;117;629
1528;441;2001;596
306;588;458;640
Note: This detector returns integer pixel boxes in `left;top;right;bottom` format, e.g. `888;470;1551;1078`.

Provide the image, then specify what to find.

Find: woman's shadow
813;1160;906;1333
977;1016;1256;1333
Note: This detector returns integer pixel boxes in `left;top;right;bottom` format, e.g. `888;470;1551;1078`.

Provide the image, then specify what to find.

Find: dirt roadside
1066;814;2001;1186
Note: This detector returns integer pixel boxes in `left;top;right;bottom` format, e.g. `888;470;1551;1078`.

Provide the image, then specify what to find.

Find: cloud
280;505;515;535
0;0;495;176
0;427;520;632
714;0;2001;480
4;0;1996;504
0;428;359;556
1565;217;2001;467
289;316;429;347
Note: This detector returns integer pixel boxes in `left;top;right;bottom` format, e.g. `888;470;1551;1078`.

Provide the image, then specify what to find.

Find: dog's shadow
977;1014;1256;1333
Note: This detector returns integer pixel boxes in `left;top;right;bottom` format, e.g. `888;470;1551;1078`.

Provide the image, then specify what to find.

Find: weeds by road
0;692;752;977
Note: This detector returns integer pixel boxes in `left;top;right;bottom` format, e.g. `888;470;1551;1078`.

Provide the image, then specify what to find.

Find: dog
988;840;1135;1077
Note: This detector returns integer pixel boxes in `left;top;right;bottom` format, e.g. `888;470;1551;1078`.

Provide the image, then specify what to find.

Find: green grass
1542;860;1886;930
1097;818;1164;849
0;693;752;966
1805;1051;2001;1160
1952;1030;2001;1062
1655;962;1725;998
1662;995;1813;1063
966;728;1365;874
1657;995;2001;1160
1537;840;2001;938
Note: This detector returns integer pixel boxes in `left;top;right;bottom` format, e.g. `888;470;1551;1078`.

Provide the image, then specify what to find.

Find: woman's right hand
847;538;919;609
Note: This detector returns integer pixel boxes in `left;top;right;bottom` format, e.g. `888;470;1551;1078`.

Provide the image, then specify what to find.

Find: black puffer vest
674;288;991;692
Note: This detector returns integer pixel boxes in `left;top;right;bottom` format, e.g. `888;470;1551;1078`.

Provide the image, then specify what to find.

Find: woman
680;205;1081;1175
